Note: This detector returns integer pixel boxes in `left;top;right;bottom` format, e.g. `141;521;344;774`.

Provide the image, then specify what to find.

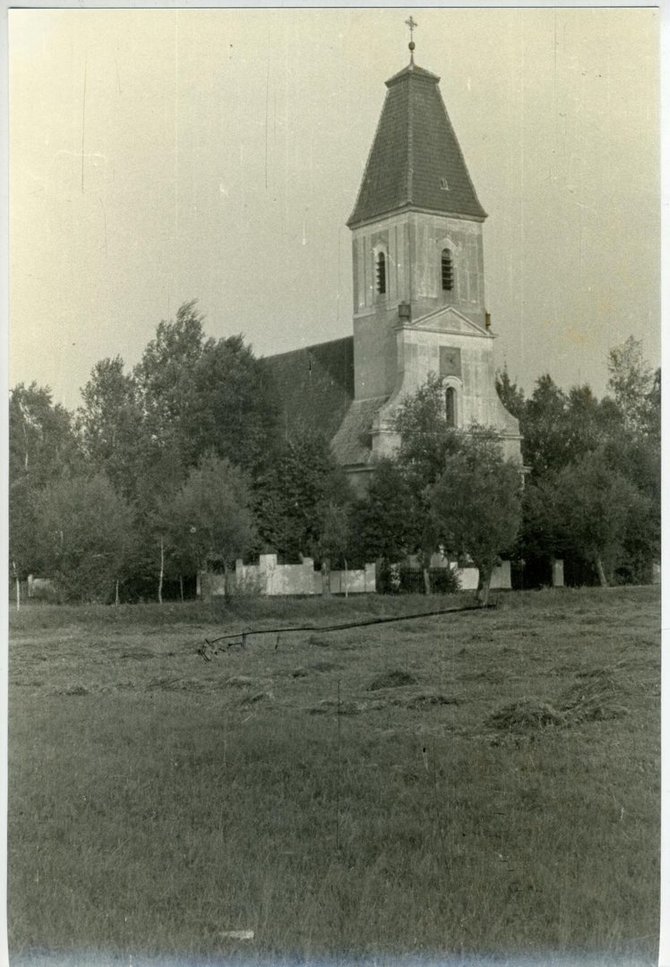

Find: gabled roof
262;337;355;443
348;60;487;228
409;305;492;338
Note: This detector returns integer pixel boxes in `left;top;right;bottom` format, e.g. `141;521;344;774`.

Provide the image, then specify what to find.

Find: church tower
332;37;522;477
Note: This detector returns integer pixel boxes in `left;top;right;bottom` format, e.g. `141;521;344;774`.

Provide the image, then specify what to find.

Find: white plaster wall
409;212;485;324
455;561;512;591
204;557;378;597
352;211;485;323
351;210;486;401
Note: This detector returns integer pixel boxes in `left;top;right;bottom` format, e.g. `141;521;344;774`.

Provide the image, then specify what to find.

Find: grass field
7;587;661;964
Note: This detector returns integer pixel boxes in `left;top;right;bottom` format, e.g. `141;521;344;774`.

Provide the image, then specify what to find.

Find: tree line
9;301;660;603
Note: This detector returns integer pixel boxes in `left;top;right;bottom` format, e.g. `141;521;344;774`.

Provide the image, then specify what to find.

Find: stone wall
426;553;512;591
199;555;377;599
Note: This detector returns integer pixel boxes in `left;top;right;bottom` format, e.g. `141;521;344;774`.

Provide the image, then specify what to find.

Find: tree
168;455;256;596
134;300;209;463
254;428;353;562
33;473;135;602
520;375;572;479
495;365;526;421
392;374;467;592
394;373;463;484
9;383;82;580
552;449;650;587
77;356;147;500
10;382;81;488
314;501;352;596
607;336;657;436
134;300;277;477
188;335;278;473
429;428;522;605
351;458;420;566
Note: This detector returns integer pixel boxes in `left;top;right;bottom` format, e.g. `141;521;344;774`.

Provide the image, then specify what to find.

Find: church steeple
348;58;486;228
330;38;522;477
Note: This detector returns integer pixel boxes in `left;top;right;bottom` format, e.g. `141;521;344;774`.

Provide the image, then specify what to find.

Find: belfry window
376;251;387;295
441;249;453;291
445;386;456;428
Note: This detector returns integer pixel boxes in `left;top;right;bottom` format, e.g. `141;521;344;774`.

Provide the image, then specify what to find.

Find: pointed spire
348;54;487;227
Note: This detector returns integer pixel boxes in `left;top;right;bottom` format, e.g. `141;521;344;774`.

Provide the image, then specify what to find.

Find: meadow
7;587;661;964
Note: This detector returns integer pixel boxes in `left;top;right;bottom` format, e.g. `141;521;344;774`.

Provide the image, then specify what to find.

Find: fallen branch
200;599;498;655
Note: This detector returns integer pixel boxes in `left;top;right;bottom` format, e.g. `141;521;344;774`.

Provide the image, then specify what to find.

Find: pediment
409;306;490;337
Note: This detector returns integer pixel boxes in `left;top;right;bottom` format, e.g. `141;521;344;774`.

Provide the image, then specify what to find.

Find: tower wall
351;210;486;400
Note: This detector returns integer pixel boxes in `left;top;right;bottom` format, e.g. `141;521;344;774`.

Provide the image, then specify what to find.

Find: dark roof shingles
330;397;387;467
348;64;486;226
262;337;355;443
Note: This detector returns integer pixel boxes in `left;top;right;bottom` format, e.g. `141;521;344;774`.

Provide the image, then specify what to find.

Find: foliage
520;375;572;478
395;379;522;596
32;473;135;602
429;428;522;603
186;334;279;473
167;455;256;576
9;383;83;578
513;338;660;583
551;449;651;587
77;356;147;501
133;300;277;476
316;501;352;567
254;428;353;563
393;373;462;483
390;374;471;588
133;300;209;462
350;459;420;565
10;383;82;487
495;365;526;420
524;447;651;587
607;336;658;436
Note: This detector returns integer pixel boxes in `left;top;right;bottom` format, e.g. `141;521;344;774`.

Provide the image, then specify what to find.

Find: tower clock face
440;347;462;379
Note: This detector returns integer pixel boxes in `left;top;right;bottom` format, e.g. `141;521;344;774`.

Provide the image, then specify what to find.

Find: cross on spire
405;16;418;62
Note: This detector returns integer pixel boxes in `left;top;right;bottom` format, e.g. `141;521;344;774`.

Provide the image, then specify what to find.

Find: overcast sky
9;7;660;411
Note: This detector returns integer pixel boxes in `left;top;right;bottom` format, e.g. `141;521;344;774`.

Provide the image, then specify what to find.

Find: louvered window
441;249;453;291
376;251;386;295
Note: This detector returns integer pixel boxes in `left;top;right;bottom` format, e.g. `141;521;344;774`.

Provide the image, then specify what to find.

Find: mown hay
308;699;363;715
146;677;207;692
487;700;566;733
559;670;629;723
368;669;418;691
402;692;460;709
487;670;630;734
55;684;90;696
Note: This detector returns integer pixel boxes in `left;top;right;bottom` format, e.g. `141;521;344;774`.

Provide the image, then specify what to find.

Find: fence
199;555;377;600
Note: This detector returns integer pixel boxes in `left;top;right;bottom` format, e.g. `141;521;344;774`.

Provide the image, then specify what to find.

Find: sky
9;7;660;411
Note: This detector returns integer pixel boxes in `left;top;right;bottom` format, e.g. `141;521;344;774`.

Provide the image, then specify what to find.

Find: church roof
262;336;355;443
330;397;387;467
348;60;487;227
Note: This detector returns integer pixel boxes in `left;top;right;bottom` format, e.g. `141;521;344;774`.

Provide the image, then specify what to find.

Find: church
264;39;522;488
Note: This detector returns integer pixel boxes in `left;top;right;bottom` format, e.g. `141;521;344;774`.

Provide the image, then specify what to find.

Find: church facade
264;51;522;487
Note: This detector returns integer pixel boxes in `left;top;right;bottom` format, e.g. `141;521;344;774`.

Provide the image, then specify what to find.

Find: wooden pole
158;536;164;604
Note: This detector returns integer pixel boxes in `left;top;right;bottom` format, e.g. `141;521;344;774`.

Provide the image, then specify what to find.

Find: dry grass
7;586;660;963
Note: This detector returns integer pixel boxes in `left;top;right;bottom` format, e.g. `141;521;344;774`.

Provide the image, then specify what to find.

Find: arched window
376;251;386;295
445;386;456;428
441;249;453;292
